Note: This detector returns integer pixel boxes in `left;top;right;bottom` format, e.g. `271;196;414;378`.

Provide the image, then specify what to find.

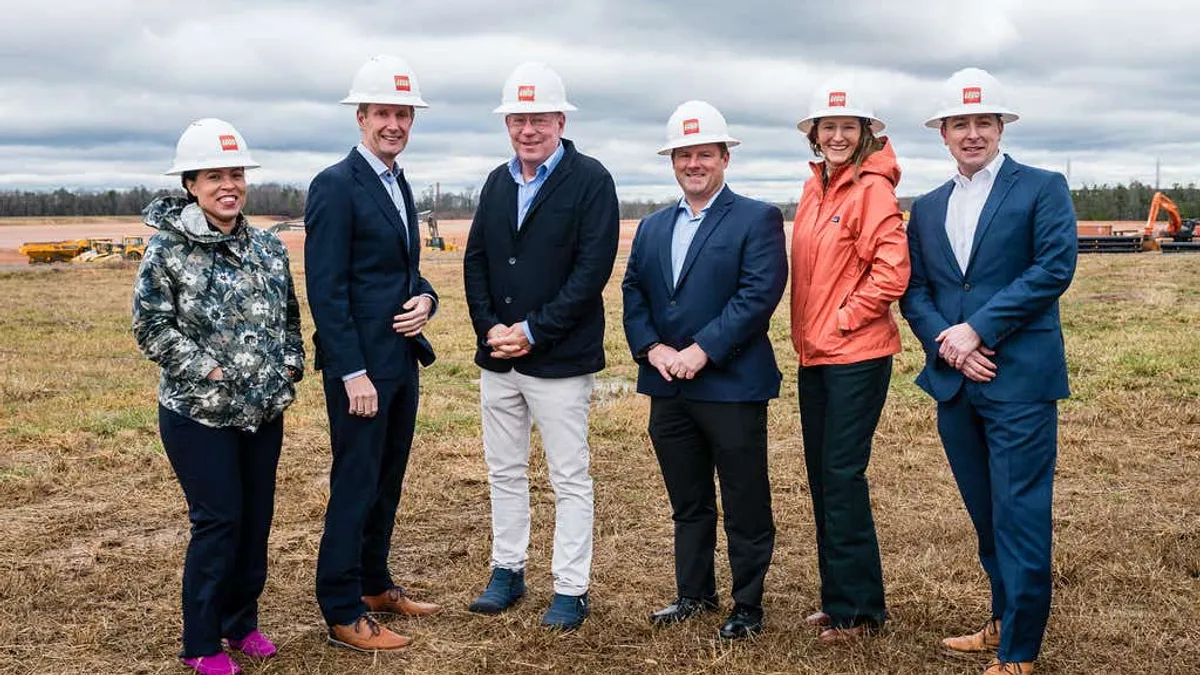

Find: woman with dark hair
133;118;303;675
789;78;910;643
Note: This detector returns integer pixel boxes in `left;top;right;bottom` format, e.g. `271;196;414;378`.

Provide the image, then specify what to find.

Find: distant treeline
3;181;1198;222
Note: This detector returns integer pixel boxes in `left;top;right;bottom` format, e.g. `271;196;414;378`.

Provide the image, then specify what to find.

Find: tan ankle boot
983;658;1034;674
943;618;1001;652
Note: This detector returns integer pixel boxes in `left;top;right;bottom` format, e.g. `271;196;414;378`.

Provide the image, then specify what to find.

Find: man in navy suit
622;101;787;640
900;68;1077;675
463;62;619;631
305;55;441;653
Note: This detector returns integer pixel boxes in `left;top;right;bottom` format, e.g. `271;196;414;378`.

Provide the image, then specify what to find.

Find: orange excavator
1077;191;1199;254
1145;192;1199;253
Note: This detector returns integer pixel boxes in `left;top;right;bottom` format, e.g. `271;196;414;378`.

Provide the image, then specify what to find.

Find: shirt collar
677;185;726;218
954;151;1005;188
508;142;565;185
357;143;402;179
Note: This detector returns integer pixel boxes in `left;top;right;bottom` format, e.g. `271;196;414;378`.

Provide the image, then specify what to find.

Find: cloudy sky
3;0;1197;201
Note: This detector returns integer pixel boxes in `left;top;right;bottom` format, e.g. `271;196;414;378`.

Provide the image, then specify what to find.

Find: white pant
480;369;594;596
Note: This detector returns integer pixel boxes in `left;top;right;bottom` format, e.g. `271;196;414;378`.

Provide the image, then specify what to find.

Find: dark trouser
937;385;1057;663
159;405;283;658
316;371;419;626
797;355;891;629
648;395;774;609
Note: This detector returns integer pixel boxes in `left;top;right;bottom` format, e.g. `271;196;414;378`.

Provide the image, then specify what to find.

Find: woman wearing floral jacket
133;118;303;675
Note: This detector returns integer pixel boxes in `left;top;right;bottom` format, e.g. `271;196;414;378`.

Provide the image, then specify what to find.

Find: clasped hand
647;343;709;381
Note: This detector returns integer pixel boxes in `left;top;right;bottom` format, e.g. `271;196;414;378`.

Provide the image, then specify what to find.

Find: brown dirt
1;227;1198;674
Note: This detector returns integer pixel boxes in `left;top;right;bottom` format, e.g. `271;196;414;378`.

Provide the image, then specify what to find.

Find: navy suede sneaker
467;567;526;614
540;592;589;630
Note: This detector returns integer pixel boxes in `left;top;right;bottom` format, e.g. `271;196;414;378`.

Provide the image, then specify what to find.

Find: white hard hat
493;62;577;114
657;100;741;156
924;67;1018;129
165;118;260;175
340;54;429;108
796;76;885;134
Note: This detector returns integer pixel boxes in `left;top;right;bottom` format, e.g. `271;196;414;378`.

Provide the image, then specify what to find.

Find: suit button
669;300;676;307
508;257;516;265
963;283;972;291
504;296;513;304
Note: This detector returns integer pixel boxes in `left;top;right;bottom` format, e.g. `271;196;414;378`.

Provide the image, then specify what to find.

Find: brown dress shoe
817;623;877;645
983;658;1034;674
328;615;411;652
805;611;831;627
362;587;441;617
943;618;1001;653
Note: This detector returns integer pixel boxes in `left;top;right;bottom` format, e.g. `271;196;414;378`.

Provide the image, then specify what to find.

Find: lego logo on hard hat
682;118;700;135
219;135;239;152
394;75;411;92
828;92;847;107
518;85;536;102
962;87;982;105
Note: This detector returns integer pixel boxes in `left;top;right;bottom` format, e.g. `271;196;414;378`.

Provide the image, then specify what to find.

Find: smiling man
900;68;1077;675
462;61;619;631
622;101;787;640
305;54;441;654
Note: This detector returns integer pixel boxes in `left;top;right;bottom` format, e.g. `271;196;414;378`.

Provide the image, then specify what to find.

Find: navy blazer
463;138;619;378
305;149;437;381
622;186;788;402
899;155;1076;403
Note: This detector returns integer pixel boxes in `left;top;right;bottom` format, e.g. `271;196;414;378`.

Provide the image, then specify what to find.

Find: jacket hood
142;196;241;244
808;136;901;190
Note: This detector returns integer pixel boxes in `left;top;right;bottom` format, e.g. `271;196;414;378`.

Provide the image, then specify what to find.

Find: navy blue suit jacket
305;149;437;381
899;155;1076;403
463;139;619;378
622;186;788;402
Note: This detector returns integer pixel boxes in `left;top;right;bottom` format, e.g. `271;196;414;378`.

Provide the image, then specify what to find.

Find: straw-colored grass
1;251;1198;674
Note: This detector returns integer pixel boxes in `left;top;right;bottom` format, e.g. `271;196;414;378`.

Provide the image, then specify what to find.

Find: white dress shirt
945;152;1005;274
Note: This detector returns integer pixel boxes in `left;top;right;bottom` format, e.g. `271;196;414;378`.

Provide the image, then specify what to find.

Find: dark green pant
798;355;891;628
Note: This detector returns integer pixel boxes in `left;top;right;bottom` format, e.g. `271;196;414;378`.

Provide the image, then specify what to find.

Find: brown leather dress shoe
817;623;878;644
362;587;441;617
328;615;411;652
983;658;1034;674
943;618;1001;653
805;610;831;627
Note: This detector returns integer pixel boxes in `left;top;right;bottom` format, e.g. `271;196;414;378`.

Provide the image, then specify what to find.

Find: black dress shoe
718;604;763;640
649;595;719;626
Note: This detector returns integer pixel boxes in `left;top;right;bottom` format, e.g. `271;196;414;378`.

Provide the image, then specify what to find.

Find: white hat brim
924;107;1018;129
657;135;741;156
797;107;886;134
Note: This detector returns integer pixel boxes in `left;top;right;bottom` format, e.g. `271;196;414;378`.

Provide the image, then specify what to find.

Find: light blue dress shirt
508;142;565;229
503;142;566;345
356;143;409;247
671;187;725;286
342;144;432;383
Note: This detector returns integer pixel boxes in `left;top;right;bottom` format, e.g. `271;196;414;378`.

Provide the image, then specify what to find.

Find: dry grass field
1;251;1198;674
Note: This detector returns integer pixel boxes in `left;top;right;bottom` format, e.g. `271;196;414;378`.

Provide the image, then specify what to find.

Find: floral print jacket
133;196;304;431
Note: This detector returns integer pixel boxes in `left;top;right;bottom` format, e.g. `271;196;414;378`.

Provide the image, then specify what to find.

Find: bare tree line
2;182;1198;222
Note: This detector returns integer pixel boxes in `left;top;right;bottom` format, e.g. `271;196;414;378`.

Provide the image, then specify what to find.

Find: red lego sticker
962;86;982;104
219;135;239;152
682;118;700;135
394;75;411;92
828;91;847;107
518;85;536;102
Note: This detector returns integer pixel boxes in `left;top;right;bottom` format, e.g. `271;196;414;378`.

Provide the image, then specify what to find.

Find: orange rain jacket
790;139;911;366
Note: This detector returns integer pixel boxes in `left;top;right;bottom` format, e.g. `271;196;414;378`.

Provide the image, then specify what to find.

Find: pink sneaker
227;629;278;659
180;652;241;675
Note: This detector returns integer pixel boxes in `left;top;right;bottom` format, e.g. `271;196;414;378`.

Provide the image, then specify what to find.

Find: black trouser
316;371;419;626
797;355;891;628
159;405;283;658
648;395;774;609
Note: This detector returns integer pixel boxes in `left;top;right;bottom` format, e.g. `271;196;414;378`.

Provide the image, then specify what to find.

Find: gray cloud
2;0;1198;201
